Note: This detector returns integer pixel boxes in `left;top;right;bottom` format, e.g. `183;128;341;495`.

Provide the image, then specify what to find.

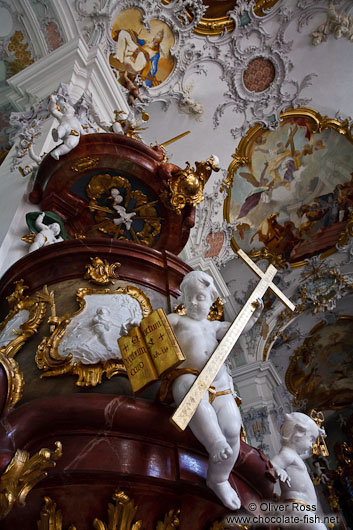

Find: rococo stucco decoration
70;0;318;135
36;285;152;387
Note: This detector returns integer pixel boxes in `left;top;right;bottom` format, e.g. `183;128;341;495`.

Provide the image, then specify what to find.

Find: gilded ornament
36;286;152;387
0;280;47;359
161;156;219;215
37;496;73;530
0;442;62;520
84;257;121;285
309;410;329;457
0;351;24;409
93;490;142;530
155;509;180;530
86;174;161;246
71;156;99;173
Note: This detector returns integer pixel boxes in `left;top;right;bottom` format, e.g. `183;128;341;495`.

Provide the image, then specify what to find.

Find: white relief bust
58;293;144;364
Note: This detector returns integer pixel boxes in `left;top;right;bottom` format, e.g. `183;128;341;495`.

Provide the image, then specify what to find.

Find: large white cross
171;249;295;431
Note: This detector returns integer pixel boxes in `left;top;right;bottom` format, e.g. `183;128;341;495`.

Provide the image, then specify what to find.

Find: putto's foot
210;439;233;463
207;479;241;511
51;151;60;160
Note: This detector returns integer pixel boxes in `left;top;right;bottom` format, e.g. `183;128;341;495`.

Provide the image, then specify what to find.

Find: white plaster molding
6;37;129;121
13;0;48;58
50;0;80;43
231;360;282;411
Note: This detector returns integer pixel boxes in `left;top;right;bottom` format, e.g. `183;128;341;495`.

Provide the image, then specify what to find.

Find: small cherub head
96;307;109;317
49;222;61;237
281;412;325;459
179;271;218;321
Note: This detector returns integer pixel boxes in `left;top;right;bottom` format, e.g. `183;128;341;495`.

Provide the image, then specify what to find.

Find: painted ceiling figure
113;28;164;87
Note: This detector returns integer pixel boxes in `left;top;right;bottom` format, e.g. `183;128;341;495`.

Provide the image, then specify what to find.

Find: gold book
118;308;185;393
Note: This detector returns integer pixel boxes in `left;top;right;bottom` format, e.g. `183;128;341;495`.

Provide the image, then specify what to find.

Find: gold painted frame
35;286;153;387
0;281;47;409
163;1;281;36
224;107;353;268
0;280;47;359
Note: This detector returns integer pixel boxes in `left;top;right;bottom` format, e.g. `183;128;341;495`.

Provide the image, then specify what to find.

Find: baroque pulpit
0;132;275;529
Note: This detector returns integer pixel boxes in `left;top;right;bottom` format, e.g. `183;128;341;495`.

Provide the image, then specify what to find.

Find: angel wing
239;171;260;187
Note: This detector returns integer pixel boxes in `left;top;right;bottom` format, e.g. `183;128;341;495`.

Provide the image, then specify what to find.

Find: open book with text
118;308;185;393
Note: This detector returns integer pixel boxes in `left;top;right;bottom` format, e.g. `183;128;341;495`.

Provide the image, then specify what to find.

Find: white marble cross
171;249;295;431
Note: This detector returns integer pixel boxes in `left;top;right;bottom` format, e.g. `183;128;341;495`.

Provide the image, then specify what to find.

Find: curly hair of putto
281;412;325;443
179;271;219;304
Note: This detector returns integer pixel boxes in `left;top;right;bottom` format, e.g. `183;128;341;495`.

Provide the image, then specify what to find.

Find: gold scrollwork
0;352;24;410
35;286;152;387
71;156;99;173
86;173;161;247
161;157;219;215
38;491;181;530
167;0;281;36
0;442;62;520
93;490;142;530
37;496;76;530
224;107;353;268
0;280;47;359
84;257;121;285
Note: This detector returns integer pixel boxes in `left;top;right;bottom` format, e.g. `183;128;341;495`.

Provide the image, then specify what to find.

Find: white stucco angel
166;270;263;510
111;188;136;230
49;94;84;160
28;212;64;252
271;412;327;530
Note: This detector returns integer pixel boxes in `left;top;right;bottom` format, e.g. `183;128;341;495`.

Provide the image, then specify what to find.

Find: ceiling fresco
224;108;353;266
109;8;175;89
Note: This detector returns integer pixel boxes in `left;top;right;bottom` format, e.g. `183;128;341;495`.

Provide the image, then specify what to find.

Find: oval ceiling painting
224;108;353;266
110;8;175;89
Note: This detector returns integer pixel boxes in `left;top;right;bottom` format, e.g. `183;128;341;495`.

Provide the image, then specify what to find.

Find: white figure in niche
49;95;83;160
91;307;115;352
271;412;327;529
28;213;64;252
166;271;263;510
110;188;136;230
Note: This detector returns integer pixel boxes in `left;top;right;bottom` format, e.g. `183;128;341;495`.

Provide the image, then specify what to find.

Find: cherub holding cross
167;250;295;510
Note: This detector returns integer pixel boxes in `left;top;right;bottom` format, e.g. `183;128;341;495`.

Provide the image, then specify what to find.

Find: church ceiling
0;0;352;400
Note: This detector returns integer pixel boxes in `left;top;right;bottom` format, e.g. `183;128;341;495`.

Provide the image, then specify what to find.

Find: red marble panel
28;134;194;254
0;240;192;319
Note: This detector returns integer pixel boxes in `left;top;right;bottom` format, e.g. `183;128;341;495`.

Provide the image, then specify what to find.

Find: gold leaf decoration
84;257;121;285
0;280;47;359
93;490;142;530
161;157;219;215
0;351;24;409
0;442;62;520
